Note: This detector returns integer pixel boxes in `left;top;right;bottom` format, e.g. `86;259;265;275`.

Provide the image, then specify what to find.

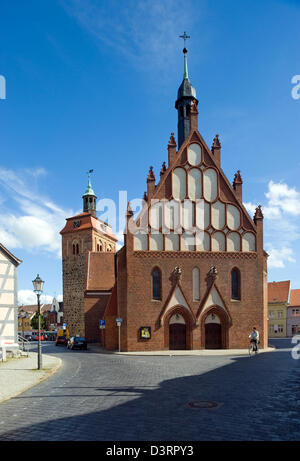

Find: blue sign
99;319;105;329
63;323;66;329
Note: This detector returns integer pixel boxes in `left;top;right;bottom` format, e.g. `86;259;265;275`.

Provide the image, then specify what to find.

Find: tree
31;313;45;330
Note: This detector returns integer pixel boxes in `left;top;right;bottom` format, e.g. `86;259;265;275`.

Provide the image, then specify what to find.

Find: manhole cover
187;400;220;409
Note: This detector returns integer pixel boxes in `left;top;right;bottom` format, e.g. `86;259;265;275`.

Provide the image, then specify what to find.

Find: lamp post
32;274;44;370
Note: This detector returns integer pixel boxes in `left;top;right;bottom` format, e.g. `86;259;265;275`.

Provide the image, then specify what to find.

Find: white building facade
0;243;22;346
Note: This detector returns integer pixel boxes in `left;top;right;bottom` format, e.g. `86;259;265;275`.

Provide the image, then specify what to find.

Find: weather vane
87;169;94;179
179;31;190;48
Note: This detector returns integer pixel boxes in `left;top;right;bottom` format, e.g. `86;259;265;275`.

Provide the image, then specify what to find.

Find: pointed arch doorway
169;313;186;350
205;313;222;349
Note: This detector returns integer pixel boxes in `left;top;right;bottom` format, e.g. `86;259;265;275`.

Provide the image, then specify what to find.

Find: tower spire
175;32;198;149
82;169;97;217
179;32;190;80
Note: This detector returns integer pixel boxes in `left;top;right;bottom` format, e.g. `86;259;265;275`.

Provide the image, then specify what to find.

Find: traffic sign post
116;318;123;352
99;319;105;329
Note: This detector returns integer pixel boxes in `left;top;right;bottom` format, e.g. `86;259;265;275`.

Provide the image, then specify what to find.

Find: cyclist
249;327;259;353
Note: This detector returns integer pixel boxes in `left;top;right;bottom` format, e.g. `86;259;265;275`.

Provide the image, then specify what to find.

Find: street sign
63;323;66;329
99;319;105;329
116;318;123;323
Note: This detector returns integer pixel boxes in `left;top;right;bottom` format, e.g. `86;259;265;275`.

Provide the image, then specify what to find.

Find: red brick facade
61;69;268;351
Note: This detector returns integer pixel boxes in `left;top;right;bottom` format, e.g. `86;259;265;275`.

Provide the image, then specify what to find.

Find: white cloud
266;181;300;216
62;0;197;75
0;167;73;258
18;290;61;306
245;180;300;270
266;247;296;269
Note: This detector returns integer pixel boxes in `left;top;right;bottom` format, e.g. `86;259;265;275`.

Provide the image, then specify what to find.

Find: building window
192;267;200;301
269;311;275;319
292;325;300;334
152;268;161;300
72;241;80;255
292;309;300;317
278;325;284;333
269;325;274;334
278;311;283;319
231;268;241;300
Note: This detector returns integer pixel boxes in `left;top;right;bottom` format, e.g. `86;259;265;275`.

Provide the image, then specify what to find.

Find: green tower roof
83;173;96;197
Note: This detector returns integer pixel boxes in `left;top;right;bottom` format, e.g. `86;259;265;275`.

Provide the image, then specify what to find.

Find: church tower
60;174;117;340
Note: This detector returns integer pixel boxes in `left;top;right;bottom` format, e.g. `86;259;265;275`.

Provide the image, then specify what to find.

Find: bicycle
249;340;258;357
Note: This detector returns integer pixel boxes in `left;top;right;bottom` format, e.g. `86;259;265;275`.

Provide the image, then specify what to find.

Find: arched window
193;267;200;301
152;268;161;300
231;268;241;300
72;241;80;255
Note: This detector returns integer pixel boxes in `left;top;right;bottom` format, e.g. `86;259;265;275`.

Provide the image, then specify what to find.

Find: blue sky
0;0;299;304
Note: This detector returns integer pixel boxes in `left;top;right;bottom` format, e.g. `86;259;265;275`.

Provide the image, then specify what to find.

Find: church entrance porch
201;309;229;349
168;312;188;350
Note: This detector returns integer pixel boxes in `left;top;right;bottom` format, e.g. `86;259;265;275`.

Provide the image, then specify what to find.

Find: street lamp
32;274;44;370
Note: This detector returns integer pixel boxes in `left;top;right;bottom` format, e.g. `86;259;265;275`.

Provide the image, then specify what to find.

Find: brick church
61;43;268;351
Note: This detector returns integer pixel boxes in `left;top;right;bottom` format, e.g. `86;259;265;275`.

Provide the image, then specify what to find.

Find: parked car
24;334;33;341
67;336;87;350
56;335;68;346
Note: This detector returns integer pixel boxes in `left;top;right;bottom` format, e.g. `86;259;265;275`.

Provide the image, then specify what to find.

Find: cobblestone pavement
0;339;299;441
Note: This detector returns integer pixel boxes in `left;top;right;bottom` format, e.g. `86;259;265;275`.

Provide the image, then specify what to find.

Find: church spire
82;169;97;217
175;33;198;149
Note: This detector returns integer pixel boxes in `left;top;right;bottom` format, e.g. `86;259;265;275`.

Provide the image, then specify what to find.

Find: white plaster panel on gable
150;202;163;229
182;200;194;231
164;200;180;230
188;168;202;200
227;204;241;230
166;286;189;311
203;168;218;202
172;168;186;200
212;231;225;251
227;232;241;251
149;233;164;251
242;232;256;251
181;233;195;251
187;143;202;166
165;233;179;251
134;233;148;251
196;231;210;251
212;201;225;230
196;200;209;229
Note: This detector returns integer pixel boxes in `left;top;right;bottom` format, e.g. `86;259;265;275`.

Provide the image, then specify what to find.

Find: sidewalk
0;352;62;404
88;343;275;356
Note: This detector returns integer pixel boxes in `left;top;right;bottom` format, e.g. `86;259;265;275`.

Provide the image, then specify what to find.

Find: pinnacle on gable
233;170;243;187
143;191;148;202
212;134;221;149
147;166;155;182
168;132;177;147
254;205;264;221
160;161;167;176
126;201;134;217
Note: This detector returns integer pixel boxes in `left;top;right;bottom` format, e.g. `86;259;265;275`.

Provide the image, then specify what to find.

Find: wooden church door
205;323;222;349
169;314;187;350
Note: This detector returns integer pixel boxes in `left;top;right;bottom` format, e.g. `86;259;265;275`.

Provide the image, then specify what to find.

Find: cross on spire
179;31;190;48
